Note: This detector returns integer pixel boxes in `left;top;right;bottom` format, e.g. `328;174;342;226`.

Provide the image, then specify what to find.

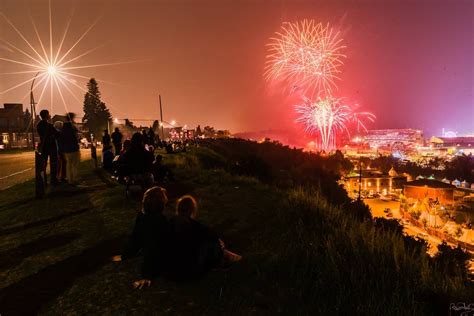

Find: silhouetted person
122;132;154;187
37;109;59;185
102;129;111;148
152;154;174;183
112;187;172;288
148;127;155;147
169;195;241;280
111;127;123;155
102;145;114;170
54;121;67;182
59;113;80;185
142;129;149;146
120;139;131;155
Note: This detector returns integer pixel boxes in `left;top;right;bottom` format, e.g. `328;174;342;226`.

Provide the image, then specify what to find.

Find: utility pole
358;156;362;201
30;72;45;199
159;94;164;140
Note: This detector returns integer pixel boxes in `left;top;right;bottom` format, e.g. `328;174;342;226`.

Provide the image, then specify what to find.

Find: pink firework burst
265;19;346;95
295;96;375;151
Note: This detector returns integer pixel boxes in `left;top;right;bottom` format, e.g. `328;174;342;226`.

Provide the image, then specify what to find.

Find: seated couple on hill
112;187;241;288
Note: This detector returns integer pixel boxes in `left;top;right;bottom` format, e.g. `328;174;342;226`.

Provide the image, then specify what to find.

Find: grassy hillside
0;140;472;315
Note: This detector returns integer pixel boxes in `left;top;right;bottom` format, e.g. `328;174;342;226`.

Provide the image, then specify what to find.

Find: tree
82;78;111;139
203;126;216;138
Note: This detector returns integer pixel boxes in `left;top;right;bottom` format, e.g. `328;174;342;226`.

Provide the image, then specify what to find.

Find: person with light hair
169;195;242;280
59;113;80;185
112;186;171;289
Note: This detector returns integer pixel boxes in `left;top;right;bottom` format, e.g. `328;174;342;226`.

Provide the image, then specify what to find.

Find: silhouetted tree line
363;154;474;183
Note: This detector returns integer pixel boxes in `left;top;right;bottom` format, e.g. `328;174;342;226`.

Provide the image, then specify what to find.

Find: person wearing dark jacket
53;121;67;182
152;154;174;183
147;127;155;147
102;129;111;148
36;109;59;185
122;132;154;187
111;127;123;155
112;186;171;289
169;195;241;280
59;113;80;185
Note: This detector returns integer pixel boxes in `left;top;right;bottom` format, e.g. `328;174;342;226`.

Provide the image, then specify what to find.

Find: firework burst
265;19;346;95
295;96;375;151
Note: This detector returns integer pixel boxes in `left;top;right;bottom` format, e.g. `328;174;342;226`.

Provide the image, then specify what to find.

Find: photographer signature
450;302;474;316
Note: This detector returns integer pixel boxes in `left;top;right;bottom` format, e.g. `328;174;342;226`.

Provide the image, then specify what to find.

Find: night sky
1;0;473;136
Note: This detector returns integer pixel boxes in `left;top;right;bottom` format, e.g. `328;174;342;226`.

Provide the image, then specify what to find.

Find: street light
30;71;45;198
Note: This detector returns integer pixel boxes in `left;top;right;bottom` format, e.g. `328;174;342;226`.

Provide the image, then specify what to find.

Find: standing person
102;129;111;148
60;113;81;185
148;127;155;147
142;129;149;146
36;109;59;186
111;127;123;155
54;121;67;183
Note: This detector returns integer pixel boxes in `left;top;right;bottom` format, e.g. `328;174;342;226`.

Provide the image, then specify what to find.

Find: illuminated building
403;179;455;205
429;136;474;155
344;168;407;197
359;128;424;149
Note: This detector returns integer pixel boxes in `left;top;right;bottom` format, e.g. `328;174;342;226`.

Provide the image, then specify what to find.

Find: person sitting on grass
169;195;242;281
152;154;174;184
122;132;155;188
102;145;114;170
112;186;171;289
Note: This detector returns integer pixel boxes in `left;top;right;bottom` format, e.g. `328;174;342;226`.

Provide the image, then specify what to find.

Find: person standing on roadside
102;129;111;149
148;127;155;147
54;121;67;183
111;127;123;155
60;113;81;185
36;109;59;186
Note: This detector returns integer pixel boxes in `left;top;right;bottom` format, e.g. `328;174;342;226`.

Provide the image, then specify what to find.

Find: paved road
365;197;474;273
365;198;444;251
0;149;91;190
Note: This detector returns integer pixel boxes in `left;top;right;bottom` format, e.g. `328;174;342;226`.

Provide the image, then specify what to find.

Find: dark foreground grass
0;145;472;315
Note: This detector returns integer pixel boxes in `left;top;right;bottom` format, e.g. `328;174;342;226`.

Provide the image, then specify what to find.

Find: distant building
429;136;474;155
360;128;424;149
344;169;407;196
0;103;30;148
403;179;455;205
0;103;25;132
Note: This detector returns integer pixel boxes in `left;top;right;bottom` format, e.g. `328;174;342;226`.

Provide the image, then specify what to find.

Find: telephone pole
159;94;164;140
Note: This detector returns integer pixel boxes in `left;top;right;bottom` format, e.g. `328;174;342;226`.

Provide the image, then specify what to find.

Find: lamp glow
47;65;57;75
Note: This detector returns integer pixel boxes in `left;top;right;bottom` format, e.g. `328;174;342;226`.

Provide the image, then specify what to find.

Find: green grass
0;144;472;315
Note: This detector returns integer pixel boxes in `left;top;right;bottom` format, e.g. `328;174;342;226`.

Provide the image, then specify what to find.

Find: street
365;198;445;251
0;149;91;190
365;197;474;273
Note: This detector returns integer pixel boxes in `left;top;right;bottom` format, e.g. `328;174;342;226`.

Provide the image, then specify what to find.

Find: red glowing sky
1;0;473;136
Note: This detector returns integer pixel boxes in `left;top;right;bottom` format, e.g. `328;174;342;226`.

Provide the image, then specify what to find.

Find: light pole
30;72;40;148
159;94;164;140
30;71;45;198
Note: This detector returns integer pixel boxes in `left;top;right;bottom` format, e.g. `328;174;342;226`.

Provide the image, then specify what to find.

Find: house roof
405;179;455;189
